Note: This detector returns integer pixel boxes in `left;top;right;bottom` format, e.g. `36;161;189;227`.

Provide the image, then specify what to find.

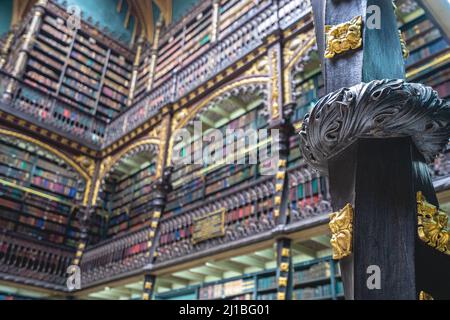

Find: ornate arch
0;128;92;205
283;29;317;105
167;77;269;166
92;137;161;206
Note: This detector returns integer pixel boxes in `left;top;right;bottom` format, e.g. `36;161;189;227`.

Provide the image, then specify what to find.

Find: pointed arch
0;128;92;205
167;77;269;167
92;137;161;205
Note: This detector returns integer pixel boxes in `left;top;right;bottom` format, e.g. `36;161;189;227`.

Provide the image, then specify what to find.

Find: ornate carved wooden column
275;238;293;300
300;0;450;300
0;30;16;69
146;19;163;92
4;0;48;101
72;157;100;268
142;114;173;300
142;273;156;300
128;36;145;106
211;0;220;43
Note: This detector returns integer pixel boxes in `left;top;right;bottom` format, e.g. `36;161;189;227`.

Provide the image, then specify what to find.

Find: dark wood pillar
275;238;293;300
300;0;450;300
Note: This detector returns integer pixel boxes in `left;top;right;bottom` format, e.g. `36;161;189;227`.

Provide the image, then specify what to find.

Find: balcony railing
0;71;106;149
0;231;73;290
80;228;148;286
103;0;311;148
0;0;311;149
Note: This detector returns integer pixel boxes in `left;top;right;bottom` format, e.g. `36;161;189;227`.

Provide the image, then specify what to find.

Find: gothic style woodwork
0;0;448;298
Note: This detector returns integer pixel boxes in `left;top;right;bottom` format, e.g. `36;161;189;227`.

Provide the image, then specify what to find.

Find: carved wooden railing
0;0;311;149
0;71;106;148
0;231;73;290
102;0;312;148
156;178;277;264
80;228;149;285
103;80;173;146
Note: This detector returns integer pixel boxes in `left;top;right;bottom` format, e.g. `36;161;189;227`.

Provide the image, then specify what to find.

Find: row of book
167;107;268;213
257;275;277;291
199;279;255;300
159;206;275;246
0;136;84;247
293;284;333;300
294;261;331;284
101;161;156;237
23;9;133;124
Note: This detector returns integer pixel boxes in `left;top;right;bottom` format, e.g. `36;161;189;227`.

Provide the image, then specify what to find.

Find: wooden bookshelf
22;3;134;126
95;162;156;241
0;135;86;248
154;257;342;301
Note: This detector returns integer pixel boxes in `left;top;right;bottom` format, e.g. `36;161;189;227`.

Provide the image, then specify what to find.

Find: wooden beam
171;271;204;282
189;266;223;278
210;106;230;118
205;261;245;274
160;276;189;286
128;0;154;42
252;249;274;261
200;115;215;128
310;235;331;248
230;256;266;269
292;243;317;258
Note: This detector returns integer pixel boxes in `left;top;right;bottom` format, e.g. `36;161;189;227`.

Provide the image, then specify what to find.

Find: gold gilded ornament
417;192;449;255
329;204;353;260
325;16;363;59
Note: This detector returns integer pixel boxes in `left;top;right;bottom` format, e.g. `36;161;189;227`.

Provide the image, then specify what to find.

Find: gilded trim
329;203;353;260
283;32;316;104
417;191;449;255
324;16;363;59
270;50;280;120
92;137;161;206
167;77;269;167
0;128;91;205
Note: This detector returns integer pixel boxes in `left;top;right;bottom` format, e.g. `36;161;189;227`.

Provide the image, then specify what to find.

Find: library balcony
0;0;448;300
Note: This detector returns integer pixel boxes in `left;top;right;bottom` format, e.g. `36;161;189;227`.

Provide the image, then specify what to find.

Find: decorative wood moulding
300;80;450;175
417;191;449;255
324;16;363;59
270;49;281;120
329;203;353;260
283;29;316;104
0;110;99;157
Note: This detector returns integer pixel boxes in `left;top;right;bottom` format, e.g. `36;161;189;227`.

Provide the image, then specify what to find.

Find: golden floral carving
270;50;280;120
325;16;363;59
74;155;96;178
417;192;449;255
329;203;353;260
245;55;269;77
